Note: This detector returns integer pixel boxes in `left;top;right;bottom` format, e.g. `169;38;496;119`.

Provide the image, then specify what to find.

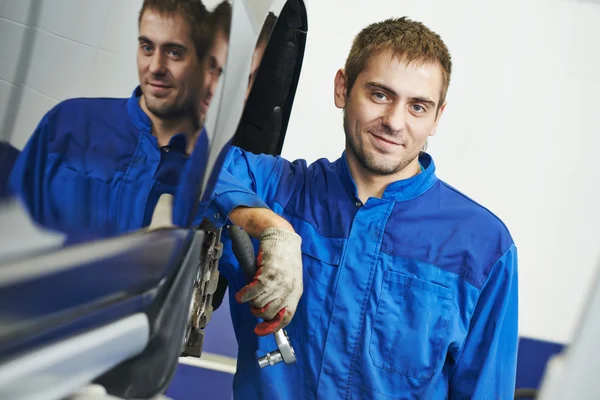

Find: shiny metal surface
0;313;150;400
257;329;297;368
0;0;308;397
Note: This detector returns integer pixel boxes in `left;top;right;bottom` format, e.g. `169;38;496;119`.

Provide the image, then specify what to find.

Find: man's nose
207;76;219;99
149;52;167;75
382;104;407;133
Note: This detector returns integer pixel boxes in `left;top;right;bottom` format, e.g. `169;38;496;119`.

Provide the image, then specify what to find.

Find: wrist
229;206;293;238
263;214;293;232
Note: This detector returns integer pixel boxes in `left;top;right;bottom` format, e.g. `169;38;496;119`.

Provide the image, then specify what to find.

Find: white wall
0;0;142;149
1;0;599;345
284;0;600;344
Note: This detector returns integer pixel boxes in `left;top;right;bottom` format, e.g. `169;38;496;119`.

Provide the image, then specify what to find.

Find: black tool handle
228;225;257;282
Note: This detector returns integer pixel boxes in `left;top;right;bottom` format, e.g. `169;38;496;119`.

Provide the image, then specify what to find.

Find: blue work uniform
211;146;519;400
8;86;262;236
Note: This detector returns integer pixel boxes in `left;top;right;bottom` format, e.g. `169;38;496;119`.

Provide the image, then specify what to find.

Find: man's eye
141;45;153;53
168;50;181;58
372;92;388;101
411;104;425;113
208;58;218;74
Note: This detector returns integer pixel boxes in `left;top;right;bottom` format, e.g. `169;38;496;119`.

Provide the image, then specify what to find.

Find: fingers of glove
234;268;264;303
235;281;256;304
247;288;274;309
250;297;286;320
254;308;286;336
248;280;290;309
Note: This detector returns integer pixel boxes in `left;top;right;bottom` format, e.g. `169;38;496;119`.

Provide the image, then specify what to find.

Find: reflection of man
245;12;277;102
136;0;207;152
210;17;518;400
8;0;261;236
198;4;277;121
198;0;231;122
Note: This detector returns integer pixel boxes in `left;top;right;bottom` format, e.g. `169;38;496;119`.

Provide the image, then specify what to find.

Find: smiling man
137;0;209;153
197;0;231;123
196;3;277;123
8;0;215;236
209;16;519;399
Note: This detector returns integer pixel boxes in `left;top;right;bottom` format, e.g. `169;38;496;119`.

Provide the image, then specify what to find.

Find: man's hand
234;227;303;336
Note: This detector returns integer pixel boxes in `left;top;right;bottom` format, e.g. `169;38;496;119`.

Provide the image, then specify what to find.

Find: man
8;0;264;236
245;12;278;103
210;16;519;399
173;5;279;226
198;0;230;123
197;2;276;122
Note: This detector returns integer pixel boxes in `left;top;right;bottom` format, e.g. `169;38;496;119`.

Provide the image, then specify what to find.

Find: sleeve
449;244;519;399
8;114;52;224
205;145;287;227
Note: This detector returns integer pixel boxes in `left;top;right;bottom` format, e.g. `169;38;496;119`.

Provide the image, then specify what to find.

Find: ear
429;102;447;137
334;68;348;110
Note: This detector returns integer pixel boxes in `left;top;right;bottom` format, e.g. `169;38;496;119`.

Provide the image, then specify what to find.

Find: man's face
334;51;446;176
137;9;201;120
198;28;229;121
245;42;267;103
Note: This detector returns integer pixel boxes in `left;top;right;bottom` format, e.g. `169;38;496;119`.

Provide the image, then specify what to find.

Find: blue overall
211;146;519;399
8;87;262;237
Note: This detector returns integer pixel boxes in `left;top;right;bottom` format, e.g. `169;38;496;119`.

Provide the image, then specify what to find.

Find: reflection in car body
0;0;307;399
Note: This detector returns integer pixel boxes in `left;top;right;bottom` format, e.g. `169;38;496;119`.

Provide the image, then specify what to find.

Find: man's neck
140;96;198;154
346;150;421;204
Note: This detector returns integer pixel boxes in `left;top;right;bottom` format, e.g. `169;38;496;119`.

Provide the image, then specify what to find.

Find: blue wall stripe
516;336;565;390
166;364;233;400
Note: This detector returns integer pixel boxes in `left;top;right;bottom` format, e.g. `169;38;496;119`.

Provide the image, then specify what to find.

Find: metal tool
227;225;297;368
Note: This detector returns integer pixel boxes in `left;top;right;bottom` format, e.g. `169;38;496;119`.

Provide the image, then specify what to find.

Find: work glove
235;227;303;336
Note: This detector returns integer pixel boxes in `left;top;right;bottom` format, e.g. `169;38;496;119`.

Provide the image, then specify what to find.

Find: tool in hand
227;225;297;368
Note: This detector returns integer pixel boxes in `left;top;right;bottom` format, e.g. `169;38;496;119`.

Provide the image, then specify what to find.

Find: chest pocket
284;214;344;342
369;270;454;381
49;163;113;233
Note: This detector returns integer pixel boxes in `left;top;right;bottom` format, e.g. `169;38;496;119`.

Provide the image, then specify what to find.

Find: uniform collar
336;151;438;202
127;86;152;133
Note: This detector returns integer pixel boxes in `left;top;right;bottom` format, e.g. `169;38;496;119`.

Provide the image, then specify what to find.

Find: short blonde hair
344;17;452;109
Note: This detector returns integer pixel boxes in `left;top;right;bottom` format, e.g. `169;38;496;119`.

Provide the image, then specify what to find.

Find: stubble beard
343;112;418;177
145;96;200;130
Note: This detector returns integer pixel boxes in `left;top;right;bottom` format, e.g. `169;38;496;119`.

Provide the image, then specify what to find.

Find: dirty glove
235;227;303;336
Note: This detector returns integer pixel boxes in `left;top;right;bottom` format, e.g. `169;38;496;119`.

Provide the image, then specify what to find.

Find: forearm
228;206;294;238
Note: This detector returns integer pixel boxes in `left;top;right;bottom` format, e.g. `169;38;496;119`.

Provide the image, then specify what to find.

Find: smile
147;83;173;97
148;82;173;90
369;132;402;147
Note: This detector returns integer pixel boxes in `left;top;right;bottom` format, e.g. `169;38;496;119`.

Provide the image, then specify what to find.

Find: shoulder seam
439;180;514;240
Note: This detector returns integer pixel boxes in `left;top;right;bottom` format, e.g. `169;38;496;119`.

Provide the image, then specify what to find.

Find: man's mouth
148;82;173;90
147;82;174;98
199;100;210;114
369;132;402;146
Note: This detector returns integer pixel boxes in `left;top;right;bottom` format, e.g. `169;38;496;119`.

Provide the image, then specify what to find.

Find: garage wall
0;0;143;149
